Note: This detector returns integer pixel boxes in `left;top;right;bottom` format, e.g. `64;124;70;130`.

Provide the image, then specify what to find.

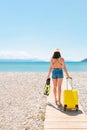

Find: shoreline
0;72;87;130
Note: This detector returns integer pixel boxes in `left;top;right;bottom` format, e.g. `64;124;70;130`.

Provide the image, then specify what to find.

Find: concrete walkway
44;78;87;130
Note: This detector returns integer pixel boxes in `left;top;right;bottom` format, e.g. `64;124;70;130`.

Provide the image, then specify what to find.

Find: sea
0;60;87;72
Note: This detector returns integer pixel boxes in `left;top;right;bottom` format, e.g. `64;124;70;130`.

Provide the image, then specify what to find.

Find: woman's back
51;57;64;69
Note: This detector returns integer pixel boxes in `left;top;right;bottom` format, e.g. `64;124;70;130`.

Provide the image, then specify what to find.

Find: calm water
0;60;87;72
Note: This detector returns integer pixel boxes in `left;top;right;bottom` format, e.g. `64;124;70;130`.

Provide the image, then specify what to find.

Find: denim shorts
52;68;64;79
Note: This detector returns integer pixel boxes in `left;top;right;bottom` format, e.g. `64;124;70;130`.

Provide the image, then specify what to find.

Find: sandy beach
0;73;47;130
70;72;87;114
0;72;87;130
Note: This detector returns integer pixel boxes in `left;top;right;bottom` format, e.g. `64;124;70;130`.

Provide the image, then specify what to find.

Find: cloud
0;50;30;59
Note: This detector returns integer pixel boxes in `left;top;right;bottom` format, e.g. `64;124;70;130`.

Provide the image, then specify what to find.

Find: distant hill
81;58;87;62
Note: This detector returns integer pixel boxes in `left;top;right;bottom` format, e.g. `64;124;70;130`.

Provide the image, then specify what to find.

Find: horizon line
0;58;85;62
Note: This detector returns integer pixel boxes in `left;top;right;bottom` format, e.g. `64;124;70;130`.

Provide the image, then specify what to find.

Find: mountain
81;58;87;62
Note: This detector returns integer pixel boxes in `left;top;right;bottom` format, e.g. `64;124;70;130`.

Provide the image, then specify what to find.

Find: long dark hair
52;51;61;59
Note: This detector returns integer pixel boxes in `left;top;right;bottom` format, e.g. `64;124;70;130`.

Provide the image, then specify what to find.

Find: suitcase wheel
75;105;78;111
64;105;67;111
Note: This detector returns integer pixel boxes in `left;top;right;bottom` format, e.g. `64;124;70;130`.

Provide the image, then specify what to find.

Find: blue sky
0;0;87;61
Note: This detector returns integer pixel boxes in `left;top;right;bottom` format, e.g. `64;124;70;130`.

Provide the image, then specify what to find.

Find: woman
47;49;71;106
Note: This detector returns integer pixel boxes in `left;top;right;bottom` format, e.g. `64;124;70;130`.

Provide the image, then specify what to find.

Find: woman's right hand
66;75;72;79
66;73;72;79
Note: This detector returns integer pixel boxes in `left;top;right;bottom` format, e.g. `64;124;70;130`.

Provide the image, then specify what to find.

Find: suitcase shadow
47;102;83;116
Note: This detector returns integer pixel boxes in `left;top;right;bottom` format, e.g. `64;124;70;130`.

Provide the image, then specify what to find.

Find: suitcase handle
66;78;73;90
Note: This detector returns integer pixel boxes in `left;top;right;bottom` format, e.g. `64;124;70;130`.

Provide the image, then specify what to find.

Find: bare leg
52;78;57;103
57;78;63;105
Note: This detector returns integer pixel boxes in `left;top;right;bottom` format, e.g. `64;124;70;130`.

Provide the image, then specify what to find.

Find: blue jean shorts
52;68;64;79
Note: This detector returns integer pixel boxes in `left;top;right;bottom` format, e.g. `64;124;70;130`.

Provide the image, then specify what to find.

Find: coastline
0;72;87;130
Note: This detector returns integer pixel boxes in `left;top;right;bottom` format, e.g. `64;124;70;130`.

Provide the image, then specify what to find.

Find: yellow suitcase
63;78;78;111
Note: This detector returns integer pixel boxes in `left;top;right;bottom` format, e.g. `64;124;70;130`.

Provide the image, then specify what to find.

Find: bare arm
47;59;53;78
63;63;70;78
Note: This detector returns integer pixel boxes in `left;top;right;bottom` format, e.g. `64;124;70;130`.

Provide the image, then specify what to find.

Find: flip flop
57;103;62;107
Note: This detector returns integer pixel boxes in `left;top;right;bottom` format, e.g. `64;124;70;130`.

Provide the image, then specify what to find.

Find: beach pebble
0;72;87;130
0;72;47;130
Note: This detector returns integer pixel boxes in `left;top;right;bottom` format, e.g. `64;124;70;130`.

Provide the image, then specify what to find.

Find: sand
0;72;47;130
0;72;87;130
70;72;87;114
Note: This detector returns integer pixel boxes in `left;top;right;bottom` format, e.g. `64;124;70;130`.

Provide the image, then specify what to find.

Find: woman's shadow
47;102;83;116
